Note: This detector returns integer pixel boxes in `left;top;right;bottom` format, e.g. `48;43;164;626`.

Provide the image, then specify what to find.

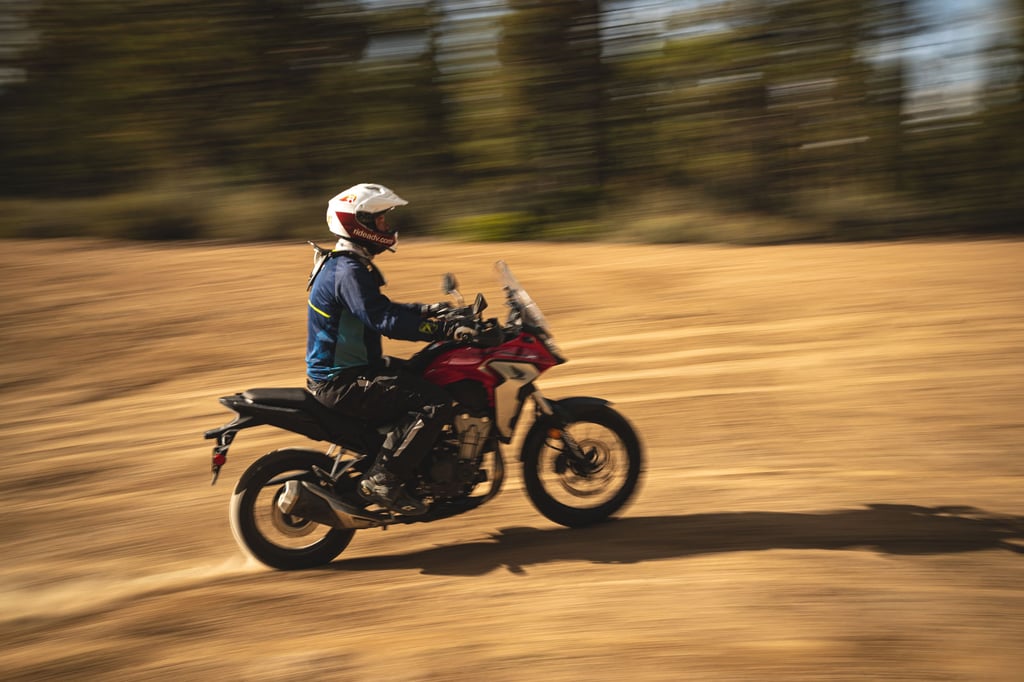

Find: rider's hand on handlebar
422;313;475;342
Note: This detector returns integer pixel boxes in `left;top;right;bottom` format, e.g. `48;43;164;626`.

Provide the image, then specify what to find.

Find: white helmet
326;183;409;255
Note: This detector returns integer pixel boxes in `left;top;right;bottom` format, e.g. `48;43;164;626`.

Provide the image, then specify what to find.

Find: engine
417;412;493;498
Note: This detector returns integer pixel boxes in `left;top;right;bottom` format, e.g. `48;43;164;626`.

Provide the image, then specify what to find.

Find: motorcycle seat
237;387;383;452
242;388;317;410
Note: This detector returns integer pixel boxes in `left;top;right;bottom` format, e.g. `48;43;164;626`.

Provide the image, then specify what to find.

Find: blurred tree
883;0;1023;234
608;0;876;212
498;0;606;227
1;0;1020;240
957;0;1024;231
440;11;524;202
0;0;371;196
861;0;916;193
276;1;452;199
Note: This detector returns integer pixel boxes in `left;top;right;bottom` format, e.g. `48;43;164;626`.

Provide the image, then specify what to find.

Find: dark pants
307;363;454;481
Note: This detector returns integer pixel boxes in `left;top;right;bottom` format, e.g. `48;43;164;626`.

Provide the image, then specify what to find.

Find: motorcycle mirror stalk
442;273;486;314
442;272;464;306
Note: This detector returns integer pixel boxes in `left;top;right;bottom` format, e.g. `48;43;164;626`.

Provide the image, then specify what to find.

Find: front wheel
229;448;356;570
521;400;642;528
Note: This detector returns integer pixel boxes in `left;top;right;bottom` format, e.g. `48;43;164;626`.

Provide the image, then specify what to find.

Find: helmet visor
374;210;397;234
357;209;397;235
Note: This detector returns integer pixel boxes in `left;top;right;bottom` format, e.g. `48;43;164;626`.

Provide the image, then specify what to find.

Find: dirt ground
1;237;1022;681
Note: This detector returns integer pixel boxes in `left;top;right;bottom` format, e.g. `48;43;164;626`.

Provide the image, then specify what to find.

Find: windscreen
495;260;564;360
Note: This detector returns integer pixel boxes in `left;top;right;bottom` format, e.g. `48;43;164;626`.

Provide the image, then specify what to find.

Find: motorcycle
204;259;642;570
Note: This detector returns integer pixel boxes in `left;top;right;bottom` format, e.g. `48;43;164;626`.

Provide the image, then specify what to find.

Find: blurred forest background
0;0;1021;243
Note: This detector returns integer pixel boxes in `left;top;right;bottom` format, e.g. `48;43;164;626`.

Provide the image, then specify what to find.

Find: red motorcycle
205;260;642;570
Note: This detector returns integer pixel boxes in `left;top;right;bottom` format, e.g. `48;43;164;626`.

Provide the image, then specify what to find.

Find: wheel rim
250;472;334;550
540;422;631;509
268;487;319;538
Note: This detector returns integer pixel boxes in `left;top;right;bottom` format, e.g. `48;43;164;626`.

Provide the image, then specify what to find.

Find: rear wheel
229;448;355;570
521;401;642;528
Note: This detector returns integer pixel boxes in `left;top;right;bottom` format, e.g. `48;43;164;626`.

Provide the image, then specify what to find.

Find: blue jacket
306;253;432;381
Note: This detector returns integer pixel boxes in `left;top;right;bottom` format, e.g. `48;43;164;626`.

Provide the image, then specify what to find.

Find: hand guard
420;302;451;318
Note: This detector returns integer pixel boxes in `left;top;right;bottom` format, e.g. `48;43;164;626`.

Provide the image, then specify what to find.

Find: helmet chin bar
345;222;397;253
335;235;396;258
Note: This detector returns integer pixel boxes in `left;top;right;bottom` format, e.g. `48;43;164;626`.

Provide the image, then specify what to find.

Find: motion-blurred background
1;0;1020;243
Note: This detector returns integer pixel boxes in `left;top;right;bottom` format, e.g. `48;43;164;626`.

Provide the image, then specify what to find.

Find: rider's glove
421;315;476;342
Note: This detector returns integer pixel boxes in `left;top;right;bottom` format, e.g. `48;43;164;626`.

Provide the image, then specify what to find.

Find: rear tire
521;401;642;528
229;448;356;570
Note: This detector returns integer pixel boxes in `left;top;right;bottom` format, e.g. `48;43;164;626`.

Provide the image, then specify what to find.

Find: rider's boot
358;462;428;516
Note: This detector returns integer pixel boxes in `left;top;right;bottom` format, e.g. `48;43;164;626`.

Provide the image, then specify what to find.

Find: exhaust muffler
277;480;384;530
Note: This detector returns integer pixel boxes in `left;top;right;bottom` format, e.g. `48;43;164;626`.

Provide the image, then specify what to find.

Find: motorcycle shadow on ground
330;504;1024;576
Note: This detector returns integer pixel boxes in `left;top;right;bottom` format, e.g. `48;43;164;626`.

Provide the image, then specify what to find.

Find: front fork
530;389;595;475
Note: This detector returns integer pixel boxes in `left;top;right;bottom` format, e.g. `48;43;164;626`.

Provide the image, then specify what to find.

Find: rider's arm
336;259;434;342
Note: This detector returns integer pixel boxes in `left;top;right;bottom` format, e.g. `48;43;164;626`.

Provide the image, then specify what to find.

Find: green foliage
440;212;539;242
0;0;371;195
0;0;1021;241
0;182;310;241
498;0;605;216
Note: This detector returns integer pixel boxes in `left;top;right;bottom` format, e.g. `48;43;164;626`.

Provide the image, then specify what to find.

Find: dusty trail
1;238;1022;680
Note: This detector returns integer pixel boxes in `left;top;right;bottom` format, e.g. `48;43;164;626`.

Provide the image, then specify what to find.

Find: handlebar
433;264;565;361
435;306;503;346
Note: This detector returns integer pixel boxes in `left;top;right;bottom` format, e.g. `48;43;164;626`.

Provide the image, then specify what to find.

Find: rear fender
203;392;326;485
234;448;331;494
204;392;332;444
204;413;264;442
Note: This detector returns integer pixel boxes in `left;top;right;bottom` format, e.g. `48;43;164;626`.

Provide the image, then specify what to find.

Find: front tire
521;400;642;528
229;448;356;570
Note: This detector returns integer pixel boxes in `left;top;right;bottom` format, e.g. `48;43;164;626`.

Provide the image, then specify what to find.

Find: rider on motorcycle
305;182;455;516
